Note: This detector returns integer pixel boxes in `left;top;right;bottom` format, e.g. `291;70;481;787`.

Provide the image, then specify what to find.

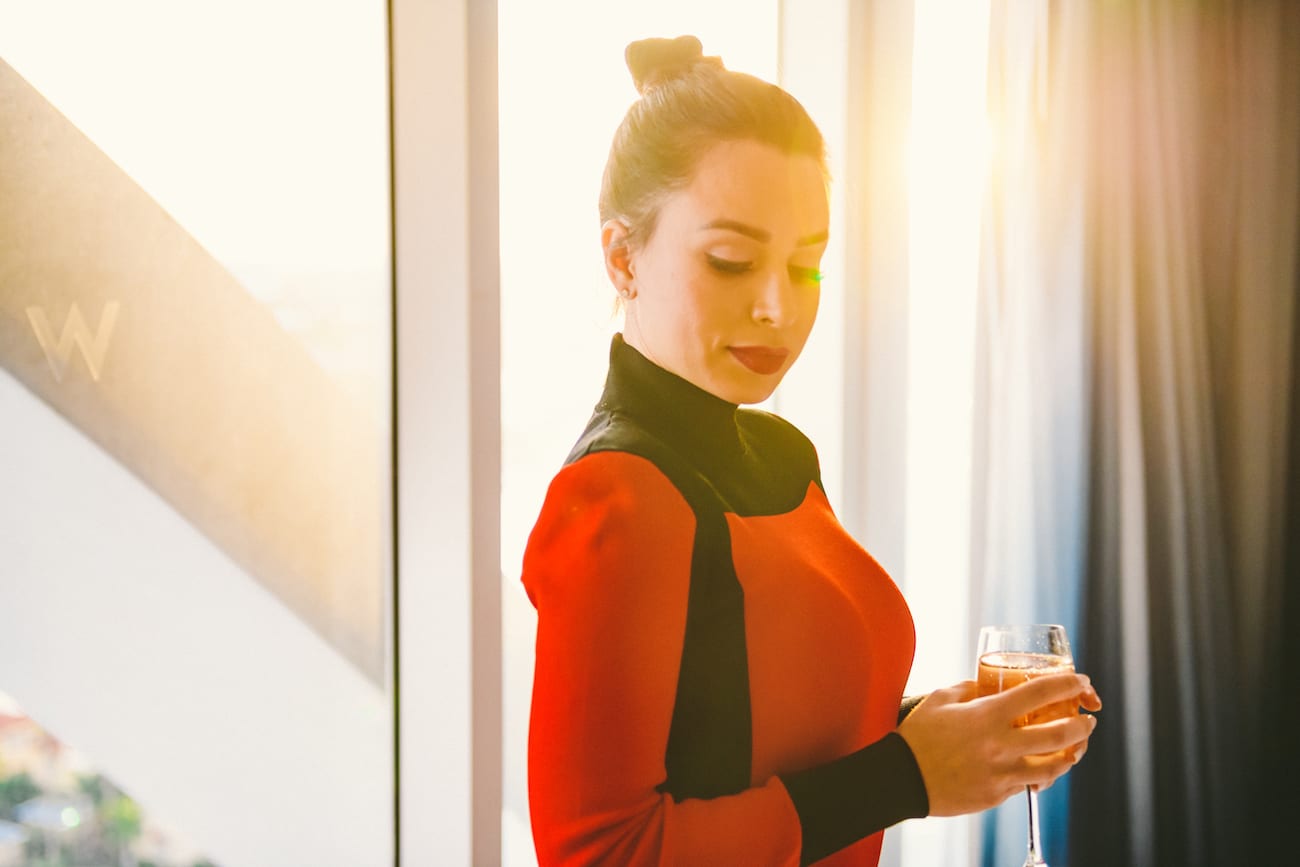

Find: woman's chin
712;374;784;406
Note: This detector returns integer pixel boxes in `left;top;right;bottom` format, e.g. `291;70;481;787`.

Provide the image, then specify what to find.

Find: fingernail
1077;674;1091;688
1088;714;1098;729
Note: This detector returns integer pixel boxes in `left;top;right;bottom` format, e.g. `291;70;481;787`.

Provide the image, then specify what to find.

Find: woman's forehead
672;140;829;240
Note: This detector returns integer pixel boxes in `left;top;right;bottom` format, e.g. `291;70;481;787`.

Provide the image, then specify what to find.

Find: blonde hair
599;35;827;249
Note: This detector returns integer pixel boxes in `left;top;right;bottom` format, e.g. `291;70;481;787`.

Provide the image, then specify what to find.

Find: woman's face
607;139;829;405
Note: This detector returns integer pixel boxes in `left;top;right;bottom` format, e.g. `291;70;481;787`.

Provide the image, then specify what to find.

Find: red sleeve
522;450;803;867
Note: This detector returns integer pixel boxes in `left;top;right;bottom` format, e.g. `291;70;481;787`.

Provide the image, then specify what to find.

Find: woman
522;36;1101;866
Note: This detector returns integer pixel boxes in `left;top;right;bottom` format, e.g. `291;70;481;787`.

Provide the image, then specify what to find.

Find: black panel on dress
565;335;821;803
659;506;752;799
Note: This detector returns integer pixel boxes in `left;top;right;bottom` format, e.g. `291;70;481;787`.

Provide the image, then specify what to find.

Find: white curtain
969;3;1090;864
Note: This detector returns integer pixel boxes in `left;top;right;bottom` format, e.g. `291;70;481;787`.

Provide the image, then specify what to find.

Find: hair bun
625;35;723;95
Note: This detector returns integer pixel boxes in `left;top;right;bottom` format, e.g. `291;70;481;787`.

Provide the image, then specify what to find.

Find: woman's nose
751;269;794;327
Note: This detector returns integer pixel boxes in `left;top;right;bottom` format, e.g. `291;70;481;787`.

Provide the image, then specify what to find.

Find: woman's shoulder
564;410;665;465
522;447;695;600
563;410;704;494
538;447;687;522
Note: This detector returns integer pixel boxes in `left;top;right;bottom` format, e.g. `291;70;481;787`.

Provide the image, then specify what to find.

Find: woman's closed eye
707;253;823;288
706;253;753;275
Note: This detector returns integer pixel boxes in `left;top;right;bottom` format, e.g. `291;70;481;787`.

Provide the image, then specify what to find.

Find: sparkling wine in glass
976;624;1075;867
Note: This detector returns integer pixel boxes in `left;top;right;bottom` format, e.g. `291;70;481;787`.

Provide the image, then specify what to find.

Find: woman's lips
728;345;789;375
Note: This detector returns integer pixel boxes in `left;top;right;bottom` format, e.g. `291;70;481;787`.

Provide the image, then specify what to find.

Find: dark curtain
1256;201;1300;862
1071;3;1300;867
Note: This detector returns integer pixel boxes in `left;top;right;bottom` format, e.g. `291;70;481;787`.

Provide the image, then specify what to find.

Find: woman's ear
602;220;637;300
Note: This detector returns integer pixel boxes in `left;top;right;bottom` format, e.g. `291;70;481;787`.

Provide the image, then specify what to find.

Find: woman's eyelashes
705;254;823;287
705;253;752;274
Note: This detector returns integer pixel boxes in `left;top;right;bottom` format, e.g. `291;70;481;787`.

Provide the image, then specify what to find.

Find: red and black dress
523;335;929;866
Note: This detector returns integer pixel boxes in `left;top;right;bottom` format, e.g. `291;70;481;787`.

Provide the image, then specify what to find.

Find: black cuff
898;694;927;725
779;731;930;865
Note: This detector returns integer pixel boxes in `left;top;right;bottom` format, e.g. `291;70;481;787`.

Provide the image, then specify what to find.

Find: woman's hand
896;674;1102;817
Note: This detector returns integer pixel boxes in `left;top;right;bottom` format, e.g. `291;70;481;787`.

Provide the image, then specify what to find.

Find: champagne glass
976;625;1075;867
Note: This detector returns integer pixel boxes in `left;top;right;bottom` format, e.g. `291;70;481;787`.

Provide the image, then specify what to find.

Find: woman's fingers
1013;723;1097;791
1015;750;1078;790
1015;713;1097;755
993;673;1092;721
997;784;1024;805
897;677;1099;817
1024;748;1076;790
933;680;979;703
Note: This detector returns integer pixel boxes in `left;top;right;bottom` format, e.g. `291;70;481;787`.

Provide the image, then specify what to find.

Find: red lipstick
728;346;789;375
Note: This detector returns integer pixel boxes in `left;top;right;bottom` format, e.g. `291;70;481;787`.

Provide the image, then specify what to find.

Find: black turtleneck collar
595;333;745;463
565;334;820;516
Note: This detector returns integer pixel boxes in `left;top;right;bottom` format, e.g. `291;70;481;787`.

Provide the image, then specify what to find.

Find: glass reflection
0;2;393;864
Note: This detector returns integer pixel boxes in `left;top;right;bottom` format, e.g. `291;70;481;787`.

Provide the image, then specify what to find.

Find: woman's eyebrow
700;218;770;242
699;219;829;247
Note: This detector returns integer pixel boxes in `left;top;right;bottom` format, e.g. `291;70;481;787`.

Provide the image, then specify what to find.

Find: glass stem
1024;785;1047;866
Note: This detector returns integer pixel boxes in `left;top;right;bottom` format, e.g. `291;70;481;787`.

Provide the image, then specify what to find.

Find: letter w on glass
25;301;120;383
